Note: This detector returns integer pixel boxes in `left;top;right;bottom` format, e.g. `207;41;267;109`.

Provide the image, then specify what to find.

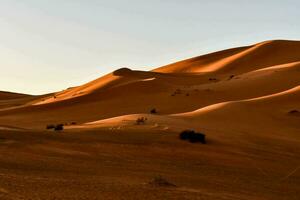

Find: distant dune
0;91;31;100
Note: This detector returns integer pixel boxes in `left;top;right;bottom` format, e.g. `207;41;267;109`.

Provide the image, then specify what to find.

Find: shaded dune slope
0;91;31;100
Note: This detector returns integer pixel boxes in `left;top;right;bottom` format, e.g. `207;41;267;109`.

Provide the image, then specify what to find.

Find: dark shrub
71;122;77;125
150;108;157;114
179;130;206;144
288;110;300;117
136;117;147;125
209;78;218;81
289;110;300;114
228;75;235;80
54;124;64;131
46;124;55;130
189;132;206;144
179;130;195;140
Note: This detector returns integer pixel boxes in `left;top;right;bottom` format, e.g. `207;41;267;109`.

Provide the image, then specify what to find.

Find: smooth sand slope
154;40;300;73
0;40;300;199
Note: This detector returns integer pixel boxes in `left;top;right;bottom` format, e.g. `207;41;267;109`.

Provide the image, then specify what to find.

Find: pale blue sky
1;0;299;94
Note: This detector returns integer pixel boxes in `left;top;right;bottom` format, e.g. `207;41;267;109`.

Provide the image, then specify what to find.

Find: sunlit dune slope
73;85;300;136
154;40;300;74
177;85;300;137
31;68;165;105
0;40;300;130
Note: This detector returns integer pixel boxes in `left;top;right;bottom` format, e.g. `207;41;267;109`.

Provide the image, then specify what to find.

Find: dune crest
154;40;300;74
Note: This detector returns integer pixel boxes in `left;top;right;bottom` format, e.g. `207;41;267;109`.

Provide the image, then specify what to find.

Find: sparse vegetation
228;75;235;80
150;108;157;114
171;89;182;96
46;124;64;131
136;117;147;125
209;78;218;82
289;109;299;114
54;124;64;131
148;175;176;187
288;110;300;116
179;130;206;144
46;124;55;129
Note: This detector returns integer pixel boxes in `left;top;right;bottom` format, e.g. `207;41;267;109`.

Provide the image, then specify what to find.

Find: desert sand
0;40;299;199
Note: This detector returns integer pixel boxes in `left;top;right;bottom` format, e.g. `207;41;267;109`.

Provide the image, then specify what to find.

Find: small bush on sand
228;75;235;80
209;78;218;82
136;117;147;125
150;108;157;114
148;175;176;187
289;110;300;114
46;124;55;130
179;130;206;144
54;124;64;131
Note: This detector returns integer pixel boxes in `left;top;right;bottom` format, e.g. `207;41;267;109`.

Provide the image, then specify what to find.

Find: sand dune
0;91;30;100
154;40;300;74
176;85;300;135
75;85;300;139
1;40;300;199
1;40;300;130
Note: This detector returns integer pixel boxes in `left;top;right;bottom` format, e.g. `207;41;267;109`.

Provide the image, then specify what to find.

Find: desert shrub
209;78;218;82
136;117;147;125
54;124;64;131
150;108;157;114
179;130;194;140
71;122;77;125
189;132;206;143
289;110;299;114
228;75;235;80
179;130;206;144
46;124;55;130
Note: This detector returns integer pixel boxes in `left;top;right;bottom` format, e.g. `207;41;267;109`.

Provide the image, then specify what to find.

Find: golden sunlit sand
0;40;300;199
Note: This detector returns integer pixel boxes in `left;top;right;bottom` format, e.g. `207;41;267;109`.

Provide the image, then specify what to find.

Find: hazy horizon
1;0;300;95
